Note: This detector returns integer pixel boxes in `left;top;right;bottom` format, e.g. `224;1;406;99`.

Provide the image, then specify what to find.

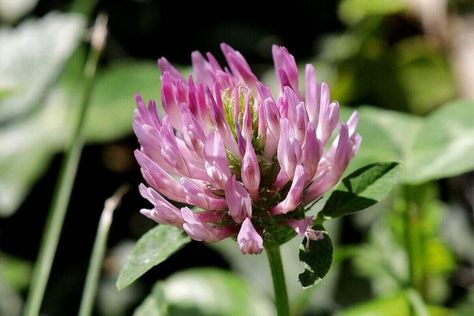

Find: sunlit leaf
338;0;407;25
0;99;66;216
319;162;399;220
133;282;168;316
0;252;31;290
338;291;454;316
407;100;474;183
85;62;162;142
0;12;85;122
0;0;39;24
0;252;31;316
162;268;274;316
116;225;190;290
348;100;474;184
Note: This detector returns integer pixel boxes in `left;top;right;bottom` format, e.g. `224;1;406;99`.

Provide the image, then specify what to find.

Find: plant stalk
78;185;128;316
23;15;107;316
265;245;290;316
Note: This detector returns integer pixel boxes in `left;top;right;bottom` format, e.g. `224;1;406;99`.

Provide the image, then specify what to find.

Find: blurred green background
1;0;474;315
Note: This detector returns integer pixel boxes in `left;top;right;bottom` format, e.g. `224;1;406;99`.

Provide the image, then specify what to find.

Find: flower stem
402;184;432;315
403;184;427;290
265;245;290;316
23;15;107;316
78;185;128;316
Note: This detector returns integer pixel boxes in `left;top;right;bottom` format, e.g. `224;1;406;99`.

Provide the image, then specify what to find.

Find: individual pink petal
257;98;267;142
135;150;187;203
225;176;252;223
274;118;301;188
220;43;258;87
194;83;213;132
264;98;280;138
161;72;183;130
181;207;234;242
305;64;320;125
346;111;359;137
158;118;191;177
272;45;299;93
207;86;240;157
330;123;352;172
132;121;163;164
272;165;305;214
241;138;260;199
294;102;308;143
278;87;299;122
237;218;263;254
304;124;351;204
263;98;280;160
301;123;322;183
186;76;198;115
181;178;227;211
206;52;223;71
139;184;183;226
257;81;272;100
134;94;161;127
235;121;246;158
204;132;232;188
351;133;362;156
158;57;184;80
191;51;217;87
242;93;253;141
317;83;340;145
180;104;206;159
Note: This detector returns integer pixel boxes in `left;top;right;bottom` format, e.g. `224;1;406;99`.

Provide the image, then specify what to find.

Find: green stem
23;15;107;316
265;245;290;316
402;184;432;316
79;185;127;316
403;185;423;292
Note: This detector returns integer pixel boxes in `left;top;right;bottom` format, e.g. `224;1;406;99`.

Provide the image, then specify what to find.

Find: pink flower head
134;44;360;254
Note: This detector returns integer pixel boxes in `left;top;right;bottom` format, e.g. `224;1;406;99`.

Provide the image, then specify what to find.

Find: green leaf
85;61;162;142
343;106;421;174
338;0;407;25
407;100;474;183
337;292;410;316
0;0;39;23
347;100;474;184
0;252;31;315
319;162;399;220
0;15;85;216
133;282;168;316
337;291;454;316
0;13;85;122
298;225;333;288
162;268;274;316
116;225;190;290
0;252;31;290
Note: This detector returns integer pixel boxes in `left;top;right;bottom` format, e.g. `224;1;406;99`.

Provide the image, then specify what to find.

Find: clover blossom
134;44;360;255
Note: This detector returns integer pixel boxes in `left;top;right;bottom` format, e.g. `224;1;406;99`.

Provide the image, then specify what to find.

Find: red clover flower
133;44;360;254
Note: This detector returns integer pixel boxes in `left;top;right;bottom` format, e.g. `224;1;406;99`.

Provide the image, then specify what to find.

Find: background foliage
1;0;474;315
